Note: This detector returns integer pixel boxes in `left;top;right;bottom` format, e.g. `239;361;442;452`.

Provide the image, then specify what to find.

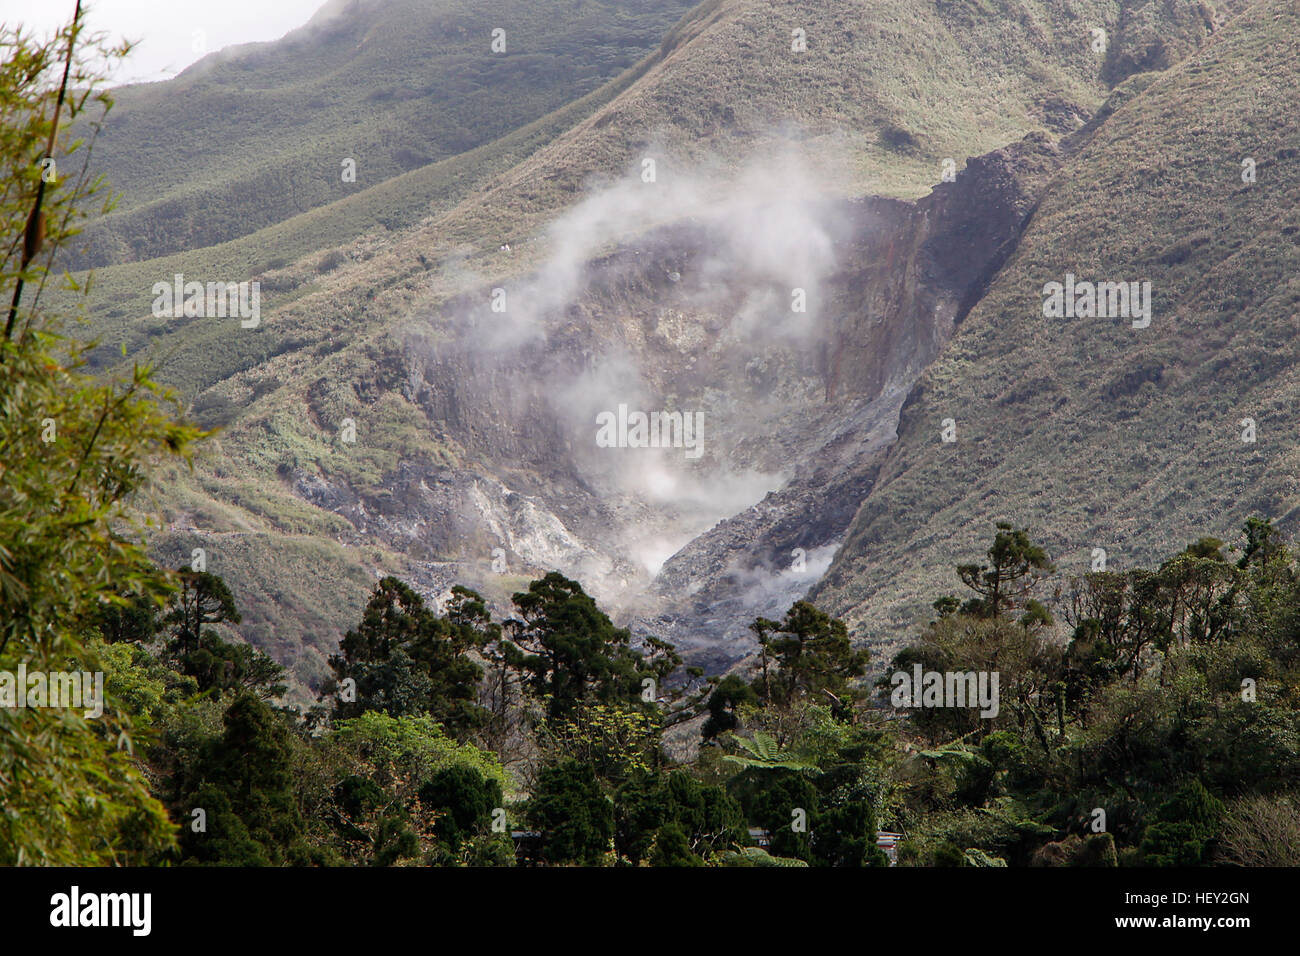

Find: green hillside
815;0;1300;656
70;0;698;266
74;0;1232;390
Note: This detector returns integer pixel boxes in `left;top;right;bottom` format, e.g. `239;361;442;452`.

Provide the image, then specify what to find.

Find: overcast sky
0;0;326;85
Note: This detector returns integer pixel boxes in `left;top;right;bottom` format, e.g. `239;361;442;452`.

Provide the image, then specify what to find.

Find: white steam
422;141;856;608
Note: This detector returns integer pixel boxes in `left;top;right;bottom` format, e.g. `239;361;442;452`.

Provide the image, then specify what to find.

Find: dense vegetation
13;503;1300;865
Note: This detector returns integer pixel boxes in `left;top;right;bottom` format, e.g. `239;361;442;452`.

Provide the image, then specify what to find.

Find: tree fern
722;731;820;772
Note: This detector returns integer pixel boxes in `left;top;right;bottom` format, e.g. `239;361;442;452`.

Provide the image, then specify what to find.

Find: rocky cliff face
641;134;1065;671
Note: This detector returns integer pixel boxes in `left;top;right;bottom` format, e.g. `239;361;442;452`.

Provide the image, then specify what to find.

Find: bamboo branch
3;0;83;350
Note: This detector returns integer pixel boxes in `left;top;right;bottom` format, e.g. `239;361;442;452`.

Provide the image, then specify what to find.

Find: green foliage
648;821;702;868
180;783;273;866
527;758;613;866
179;630;287;698
963;847;1008;867
504;572;673;720
614;769;744;865
931;842;967;867
158;568;285;697
750;601;868;711
888;612;1059;745
326;577;489;737
813;800;888;867
702;673;758;740
720;847;808;867
176;693;314;865
1075;833;1118;867
319;712;508;865
329;711;508;794
726;714;894;867
0;16;199;866
418;764;503;855
100;638;198;723
93;588;162;644
1140;780;1224;866
955;523;1055;620
722;731;820;773
166;568;240;654
890;519;1300;867
733;768;819;862
540;700;662;788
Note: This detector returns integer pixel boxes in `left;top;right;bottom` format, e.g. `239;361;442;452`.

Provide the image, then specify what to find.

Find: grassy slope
814;0;1300;658
62;33;675;380
73;0;1175;393
73;0;698;265
388;0;1125;242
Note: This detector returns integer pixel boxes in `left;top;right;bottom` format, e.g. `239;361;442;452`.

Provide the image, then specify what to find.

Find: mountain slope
814;0;1300;658
67;0;1258;691
71;0;698;266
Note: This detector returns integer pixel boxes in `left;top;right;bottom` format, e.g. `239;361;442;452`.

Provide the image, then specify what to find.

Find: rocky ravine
288;132;1067;674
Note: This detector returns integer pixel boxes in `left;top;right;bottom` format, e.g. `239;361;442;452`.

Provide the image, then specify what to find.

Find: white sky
0;0;327;85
